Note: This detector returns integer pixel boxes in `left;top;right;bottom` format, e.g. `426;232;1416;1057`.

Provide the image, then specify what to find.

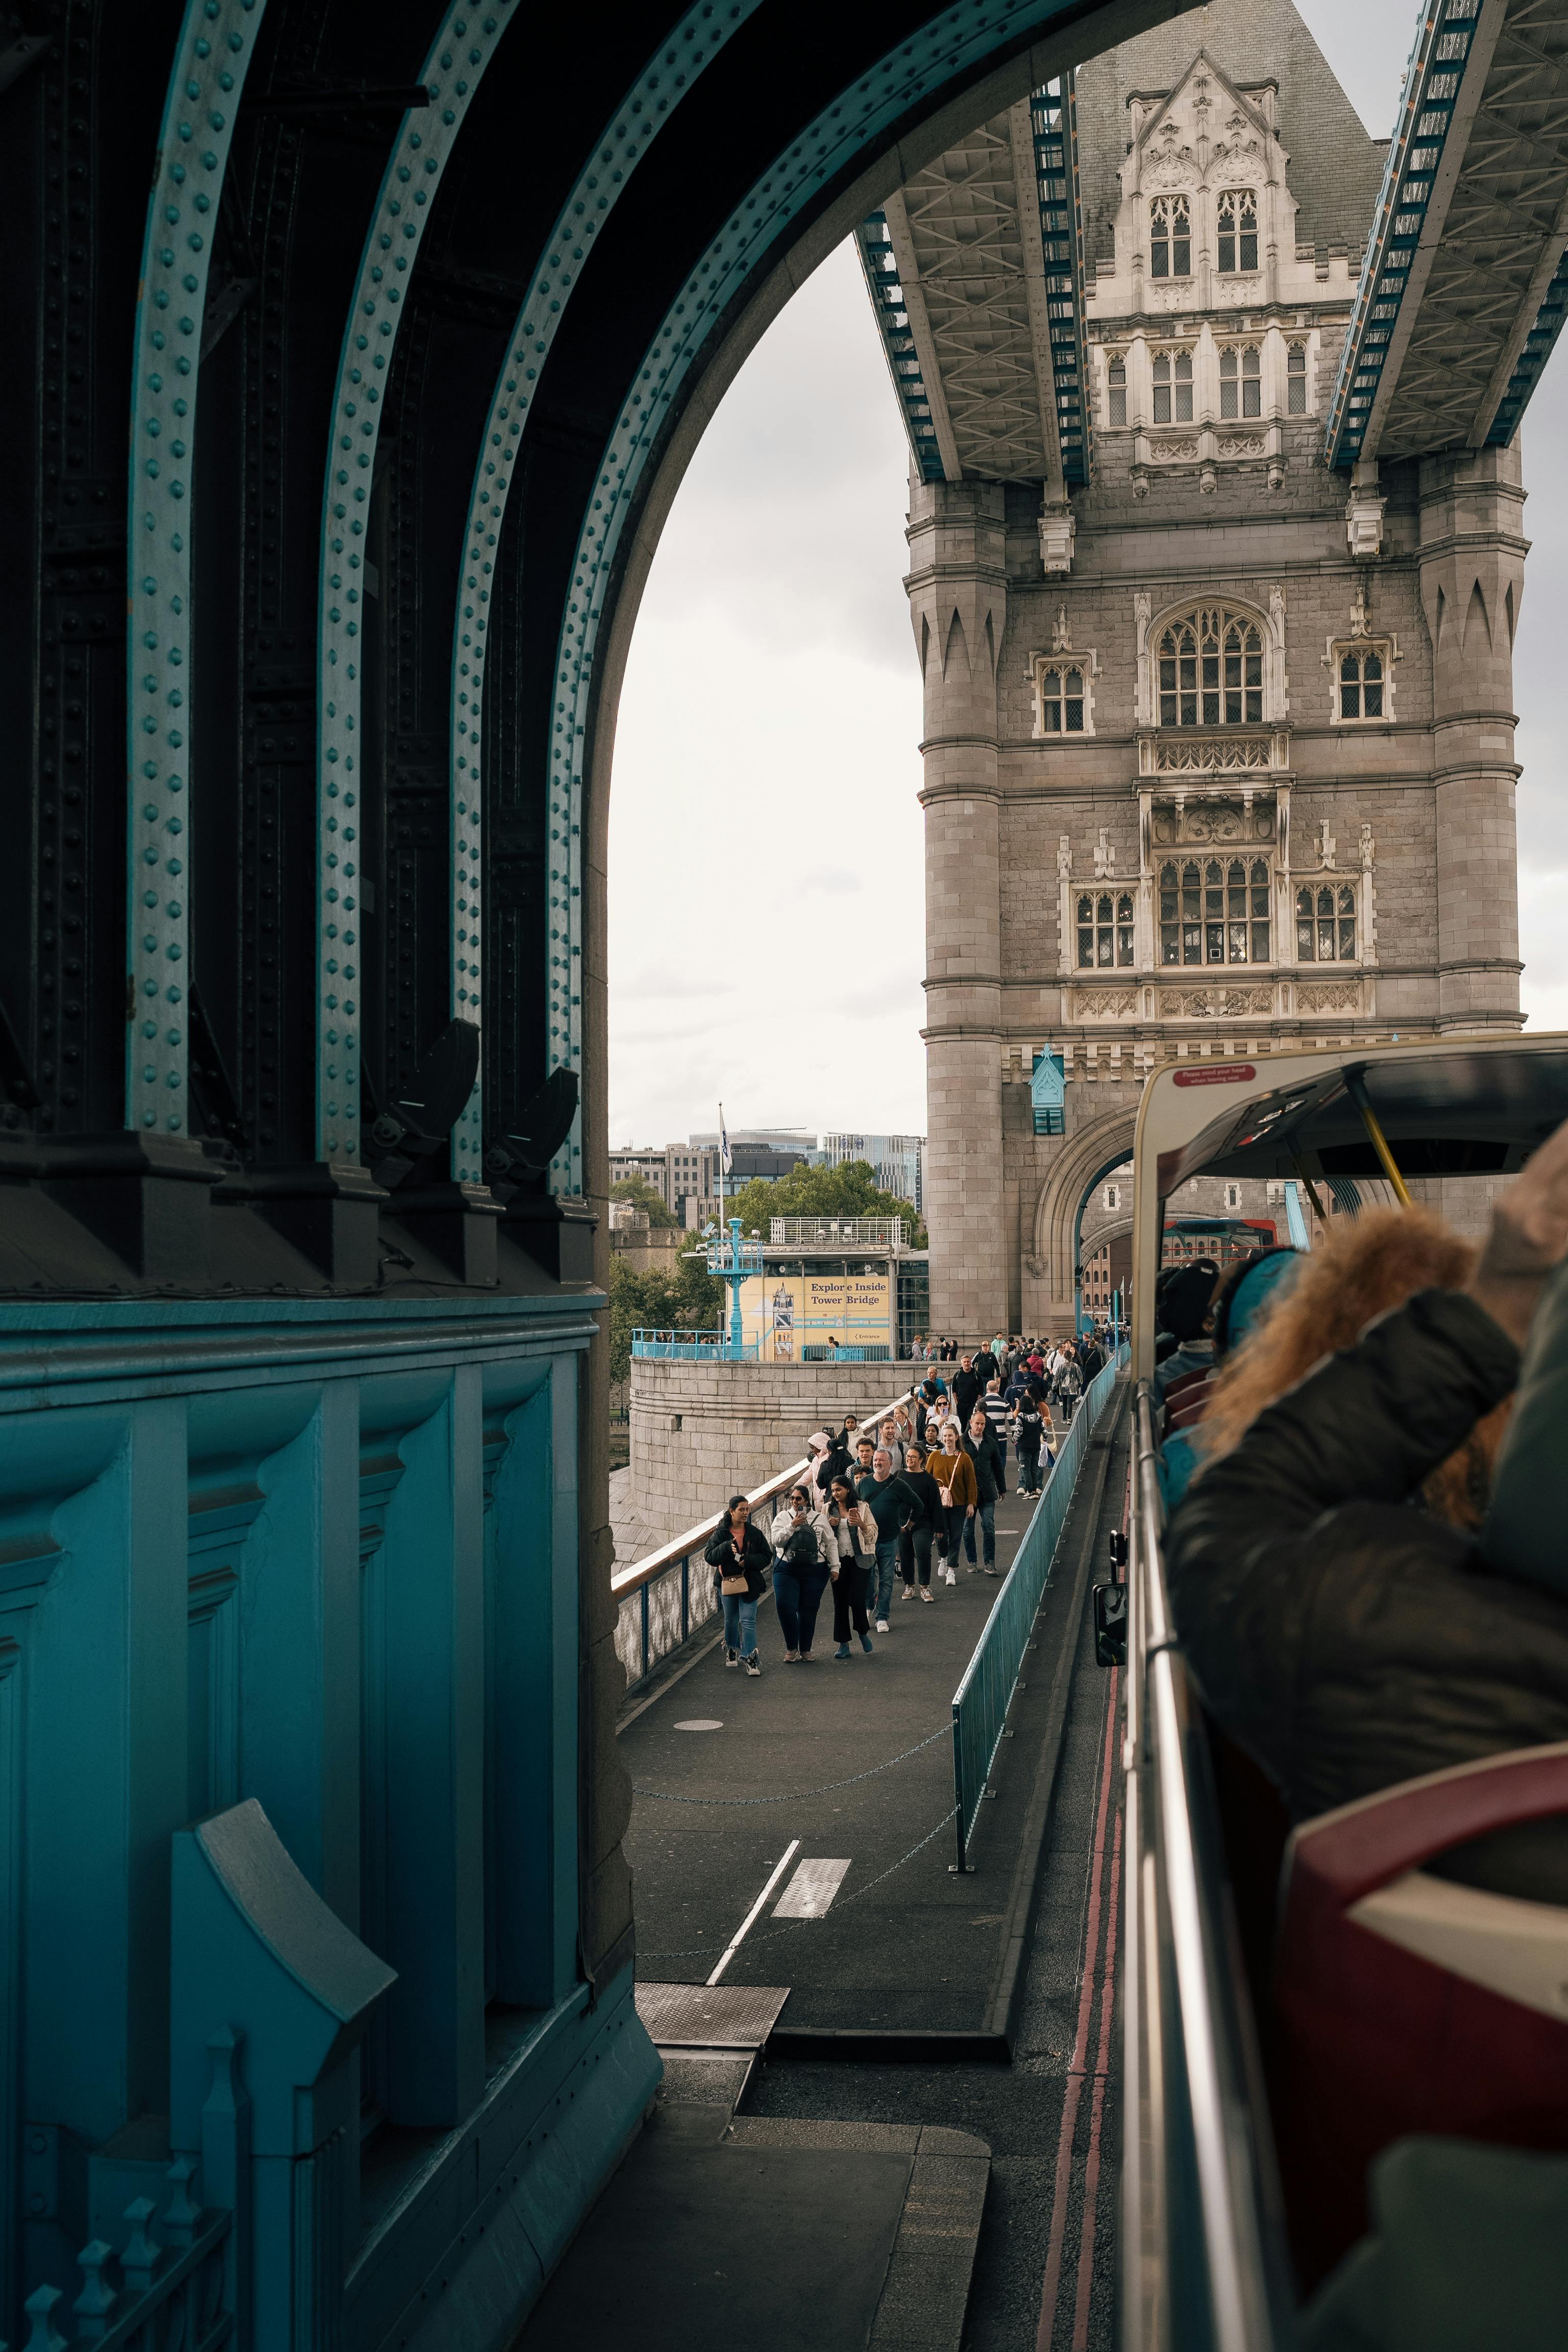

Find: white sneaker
875;1618;890;1633
944;1567;956;1586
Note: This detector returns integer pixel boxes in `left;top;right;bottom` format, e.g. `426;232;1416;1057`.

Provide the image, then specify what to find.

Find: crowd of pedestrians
702;1327;1115;1672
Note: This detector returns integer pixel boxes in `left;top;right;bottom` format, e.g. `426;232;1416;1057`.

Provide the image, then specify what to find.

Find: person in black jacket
703;1494;772;1677
1166;1114;1568;1904
962;1407;1004;1573
898;1443;944;1602
952;1353;982;1427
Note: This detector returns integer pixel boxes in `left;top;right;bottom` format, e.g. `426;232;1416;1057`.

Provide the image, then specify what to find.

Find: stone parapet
625;1359;917;1556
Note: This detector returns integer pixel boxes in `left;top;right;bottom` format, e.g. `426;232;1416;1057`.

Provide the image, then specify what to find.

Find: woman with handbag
925;1421;977;1587
825;1474;876;1658
703;1494;771;1676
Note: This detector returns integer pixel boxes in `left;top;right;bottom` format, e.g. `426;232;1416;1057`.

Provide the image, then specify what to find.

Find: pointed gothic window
1159;859;1271;966
1077;890;1136;968
1220;344;1262;418
1107;354;1127;426
1157;607;1264;726
1216;189;1258;273
1296;884;1358;961
1338;647;1384;719
1288;341;1308;413
1150;195;1190;279
1040;666;1086;732
1152;350;1193;423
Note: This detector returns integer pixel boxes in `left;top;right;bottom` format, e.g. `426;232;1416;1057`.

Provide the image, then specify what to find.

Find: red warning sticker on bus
1171;1064;1257;1088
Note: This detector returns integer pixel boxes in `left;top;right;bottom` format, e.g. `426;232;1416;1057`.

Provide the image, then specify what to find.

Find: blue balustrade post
170;1801;394;2351
360;1369;486;2127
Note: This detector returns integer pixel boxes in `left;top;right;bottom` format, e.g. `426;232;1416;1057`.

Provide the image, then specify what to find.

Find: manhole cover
674;1719;723;1731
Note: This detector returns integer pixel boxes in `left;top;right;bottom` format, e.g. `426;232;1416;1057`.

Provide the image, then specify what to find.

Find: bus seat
1165;1375;1215;1433
1271;1742;1568;2290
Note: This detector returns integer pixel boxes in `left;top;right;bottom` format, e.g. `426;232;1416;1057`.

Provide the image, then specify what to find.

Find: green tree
609;1172;678;1228
605;1244;725;1383
721;1158;926;1248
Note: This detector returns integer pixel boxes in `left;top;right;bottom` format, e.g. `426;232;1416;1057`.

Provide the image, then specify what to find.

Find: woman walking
925;1420;976;1587
825;1474;875;1658
703;1494;771;1676
899;1442;944;1602
770;1483;835;1661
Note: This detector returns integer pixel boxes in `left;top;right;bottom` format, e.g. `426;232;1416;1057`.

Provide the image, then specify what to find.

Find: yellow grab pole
1344;1071;1412;1209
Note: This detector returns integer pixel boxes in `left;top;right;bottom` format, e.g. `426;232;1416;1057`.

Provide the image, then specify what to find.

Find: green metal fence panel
950;1349;1125;1865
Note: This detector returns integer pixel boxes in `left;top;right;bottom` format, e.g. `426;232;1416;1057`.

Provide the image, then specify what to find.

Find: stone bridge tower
860;0;1526;1334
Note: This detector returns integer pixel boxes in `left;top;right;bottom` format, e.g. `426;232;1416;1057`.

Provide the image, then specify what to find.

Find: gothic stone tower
876;0;1526;1334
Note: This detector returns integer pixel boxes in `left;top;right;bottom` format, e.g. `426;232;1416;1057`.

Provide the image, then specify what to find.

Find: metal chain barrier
631;1720;950;1805
636;1798;961;1959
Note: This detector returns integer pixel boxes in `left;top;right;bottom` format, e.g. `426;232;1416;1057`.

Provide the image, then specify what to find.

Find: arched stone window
1219;343;1261;418
1216;189;1258;274
1076;889;1135;968
1159;857;1271;966
1040;665;1086;732
1152;349;1193;423
1107;353;1127;426
1150;194;1190;279
1157;606;1264;726
1287;341;1308;413
1296;883;1358;962
1338;646;1384;719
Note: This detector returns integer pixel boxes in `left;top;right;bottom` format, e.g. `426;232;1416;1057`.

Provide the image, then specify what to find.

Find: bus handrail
1125;1379;1293;2351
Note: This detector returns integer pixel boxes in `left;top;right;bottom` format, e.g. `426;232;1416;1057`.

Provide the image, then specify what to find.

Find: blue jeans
872;1538;900;1620
773;1564;829;1653
721;1593;758;1657
962;1500;996;1567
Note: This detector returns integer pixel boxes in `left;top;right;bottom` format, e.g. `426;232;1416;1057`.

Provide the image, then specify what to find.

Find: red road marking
1036;1660;1120;2352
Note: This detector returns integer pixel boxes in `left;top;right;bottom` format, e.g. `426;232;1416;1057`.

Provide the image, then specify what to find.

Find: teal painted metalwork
853;212;945;484
950;1345;1124;1864
447;1;763;1187
314;2;516;1168
1028;74;1090;487
125;0;267;1136
542;0;1091;1188
1488;242;1568;448
1324;0;1483;469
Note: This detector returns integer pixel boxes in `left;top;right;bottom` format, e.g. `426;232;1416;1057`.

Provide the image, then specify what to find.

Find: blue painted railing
630;1329;759;1361
950;1348;1126;1865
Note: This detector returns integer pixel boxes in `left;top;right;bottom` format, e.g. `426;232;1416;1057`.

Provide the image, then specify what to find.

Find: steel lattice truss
1329;0;1568;468
857;84;1088;487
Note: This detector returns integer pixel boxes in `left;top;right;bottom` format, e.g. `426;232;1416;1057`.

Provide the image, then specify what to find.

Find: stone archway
1023;1107;1139;1323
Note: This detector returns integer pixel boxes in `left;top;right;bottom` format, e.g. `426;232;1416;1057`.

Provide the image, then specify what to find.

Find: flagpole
718;1100;725;1231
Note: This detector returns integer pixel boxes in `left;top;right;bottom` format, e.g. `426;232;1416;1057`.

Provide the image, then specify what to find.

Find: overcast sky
607;2;1568;1149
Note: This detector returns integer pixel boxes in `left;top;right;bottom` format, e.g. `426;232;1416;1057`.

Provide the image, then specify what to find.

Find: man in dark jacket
857;1446;927;1630
962;1408;1004;1573
1165;1116;1568;1904
952;1353;982;1427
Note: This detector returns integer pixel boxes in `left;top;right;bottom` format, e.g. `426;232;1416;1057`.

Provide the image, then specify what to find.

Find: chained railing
611;1384;915;1691
949;1346;1126;1866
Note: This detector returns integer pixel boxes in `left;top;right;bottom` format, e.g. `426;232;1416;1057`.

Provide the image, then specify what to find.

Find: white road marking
705;1839;801;1987
674;1720;723;1731
773;1858;851;1918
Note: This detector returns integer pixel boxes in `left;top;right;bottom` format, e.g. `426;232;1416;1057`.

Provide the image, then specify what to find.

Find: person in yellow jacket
925;1421;977;1588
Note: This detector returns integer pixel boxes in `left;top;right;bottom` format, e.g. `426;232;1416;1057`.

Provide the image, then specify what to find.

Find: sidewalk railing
949;1347;1126;1866
610;1384;914;1692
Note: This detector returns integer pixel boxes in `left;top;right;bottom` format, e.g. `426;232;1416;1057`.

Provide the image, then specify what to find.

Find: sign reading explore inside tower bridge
738;1270;893;1358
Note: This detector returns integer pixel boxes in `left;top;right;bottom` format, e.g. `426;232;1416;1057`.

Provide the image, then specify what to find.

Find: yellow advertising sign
738;1271;893;1360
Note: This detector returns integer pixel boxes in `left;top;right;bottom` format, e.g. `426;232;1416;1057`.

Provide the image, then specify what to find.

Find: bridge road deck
622;1403;1122;2042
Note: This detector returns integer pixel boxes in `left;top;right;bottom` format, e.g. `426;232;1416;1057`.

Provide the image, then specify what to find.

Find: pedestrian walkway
622;1406;1118;2040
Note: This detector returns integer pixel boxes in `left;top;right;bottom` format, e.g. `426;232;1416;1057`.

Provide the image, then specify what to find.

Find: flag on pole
719;1108;732;1179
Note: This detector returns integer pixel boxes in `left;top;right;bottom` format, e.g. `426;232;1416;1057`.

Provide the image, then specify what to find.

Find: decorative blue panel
125;0;268;1137
445;0;761;1184
314;3;518;1168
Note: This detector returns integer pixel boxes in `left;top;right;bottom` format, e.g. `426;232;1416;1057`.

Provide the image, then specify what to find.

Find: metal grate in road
634;1980;790;2048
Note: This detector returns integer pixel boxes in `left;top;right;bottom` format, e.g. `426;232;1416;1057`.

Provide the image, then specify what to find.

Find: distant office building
610;1142;723;1218
821;1132;925;1213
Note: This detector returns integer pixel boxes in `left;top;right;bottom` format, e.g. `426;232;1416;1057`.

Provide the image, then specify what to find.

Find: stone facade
626;1361;916;1551
914;5;1525;1333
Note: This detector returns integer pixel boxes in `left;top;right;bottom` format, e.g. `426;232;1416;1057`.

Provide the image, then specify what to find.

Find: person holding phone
703;1493;771;1676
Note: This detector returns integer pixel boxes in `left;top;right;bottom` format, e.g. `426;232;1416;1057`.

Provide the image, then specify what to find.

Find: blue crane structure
0;2;1565;2347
